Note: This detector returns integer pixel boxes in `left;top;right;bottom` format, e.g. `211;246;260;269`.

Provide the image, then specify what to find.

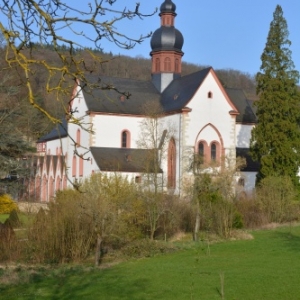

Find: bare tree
79;173;140;266
0;0;156;125
0;75;35;178
137;102;177;239
184;152;246;240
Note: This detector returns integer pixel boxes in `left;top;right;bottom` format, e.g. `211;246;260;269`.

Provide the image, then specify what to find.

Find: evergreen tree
250;5;300;187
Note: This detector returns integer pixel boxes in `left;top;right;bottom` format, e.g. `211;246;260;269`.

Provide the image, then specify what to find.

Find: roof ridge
85;74;152;84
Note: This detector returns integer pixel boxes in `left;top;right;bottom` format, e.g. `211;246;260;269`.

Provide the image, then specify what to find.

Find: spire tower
150;0;184;93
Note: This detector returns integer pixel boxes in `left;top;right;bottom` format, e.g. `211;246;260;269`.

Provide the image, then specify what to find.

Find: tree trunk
94;234;102;267
150;225;155;240
193;201;200;241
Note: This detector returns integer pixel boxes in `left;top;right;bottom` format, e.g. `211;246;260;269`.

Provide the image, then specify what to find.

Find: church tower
150;0;184;93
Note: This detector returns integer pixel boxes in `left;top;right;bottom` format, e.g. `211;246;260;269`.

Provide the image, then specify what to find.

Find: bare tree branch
0;0;157;125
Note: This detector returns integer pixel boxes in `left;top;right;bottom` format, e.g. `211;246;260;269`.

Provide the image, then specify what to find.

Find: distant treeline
32;42;258;98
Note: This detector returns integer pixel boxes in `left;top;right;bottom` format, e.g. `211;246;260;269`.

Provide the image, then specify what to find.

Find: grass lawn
0;214;9;223
0;213;33;225
1;225;300;299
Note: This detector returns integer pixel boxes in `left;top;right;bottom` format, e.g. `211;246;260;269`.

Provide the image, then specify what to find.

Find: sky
87;0;300;77
1;1;300;77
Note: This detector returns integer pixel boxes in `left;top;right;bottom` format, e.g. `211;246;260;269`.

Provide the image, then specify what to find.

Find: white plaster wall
241;171;256;193
91;115;142;148
64;87;94;184
44;137;68;156
185;72;236;154
236;124;254;148
67;87;90;148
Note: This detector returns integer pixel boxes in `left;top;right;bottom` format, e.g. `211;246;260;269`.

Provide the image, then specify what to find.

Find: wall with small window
65;85;93;182
121;130;131;148
183;70;237;157
92;115;140;149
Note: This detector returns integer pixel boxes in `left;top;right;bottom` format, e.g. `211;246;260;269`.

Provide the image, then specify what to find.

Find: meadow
0;214;9;223
1;224;300;300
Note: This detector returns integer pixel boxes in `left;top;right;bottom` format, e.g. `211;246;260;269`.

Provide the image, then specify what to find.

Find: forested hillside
92;50;257;99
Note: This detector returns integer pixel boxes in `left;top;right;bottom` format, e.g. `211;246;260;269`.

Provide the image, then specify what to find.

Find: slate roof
160;0;176;13
83;69;258;120
161;68;211;112
37;119;68;142
83;68;212;115
236;148;260;172
150;26;184;53
90;147;163;173
225;88;257;123
83;75;161;115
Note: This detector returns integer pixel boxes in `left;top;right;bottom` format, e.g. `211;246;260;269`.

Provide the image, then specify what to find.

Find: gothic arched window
121;130;131;148
211;143;217;161
168;138;176;188
198;142;204;157
79;156;84;177
72;156;77;177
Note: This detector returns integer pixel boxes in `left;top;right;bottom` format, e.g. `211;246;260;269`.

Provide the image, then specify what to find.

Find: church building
31;0;257;202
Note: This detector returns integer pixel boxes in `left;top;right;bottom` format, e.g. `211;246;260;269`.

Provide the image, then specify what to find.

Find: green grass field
0;214;9;223
1;225;300;299
0;213;33;225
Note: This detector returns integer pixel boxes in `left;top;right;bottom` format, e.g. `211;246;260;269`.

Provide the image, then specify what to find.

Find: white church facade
30;0;258;202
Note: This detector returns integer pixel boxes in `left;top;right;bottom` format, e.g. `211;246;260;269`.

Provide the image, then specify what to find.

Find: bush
28;190;95;264
121;239;178;259
0;222;18;262
234;176;297;229
232;211;244;229
0;194;18;214
235;198;268;229
5;209;21;228
255;176;295;223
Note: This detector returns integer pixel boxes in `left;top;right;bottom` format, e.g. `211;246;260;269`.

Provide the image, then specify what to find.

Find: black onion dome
151;26;184;52
160;0;176;14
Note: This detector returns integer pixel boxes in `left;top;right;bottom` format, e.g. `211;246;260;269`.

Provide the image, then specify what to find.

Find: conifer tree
250;5;300;187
